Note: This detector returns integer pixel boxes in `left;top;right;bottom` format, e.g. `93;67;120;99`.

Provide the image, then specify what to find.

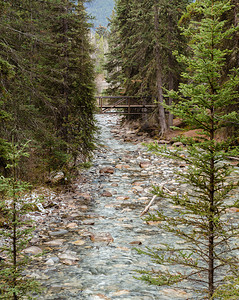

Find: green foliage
94;33;108;75
78;161;93;169
212;277;239;299
136;0;239;298
105;0;190;127
0;0;97;179
0;142;41;299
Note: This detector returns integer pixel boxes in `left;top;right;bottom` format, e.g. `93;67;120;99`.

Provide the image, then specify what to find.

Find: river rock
49;284;63;292
161;288;190;298
115;164;130;169
226;207;239;213
82;220;95;225
90;295;111;300
129;241;142;245
76;193;92;201
112;290;129;296
158;140;171;144
48;171;65;184
45;258;55;266
132;181;144;186
102;191;112;197
99;167;114;174
139;161;151;168
90;232;114;243
58;252;79;261
172;141;184;147
146;221;161;226
24;246;43;255
132;186;144;192
79;205;89;211
49;229;69;237
71;239;86;246
47;256;59;263
149;205;159;211
116;196;129;201
44;239;65;246
30;237;41;245
28;272;49;280
66;222;78;229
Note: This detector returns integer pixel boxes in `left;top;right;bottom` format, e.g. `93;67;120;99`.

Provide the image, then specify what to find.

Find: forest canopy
0;0;96;182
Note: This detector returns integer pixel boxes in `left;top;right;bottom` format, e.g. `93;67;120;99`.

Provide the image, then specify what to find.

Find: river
27;114;238;300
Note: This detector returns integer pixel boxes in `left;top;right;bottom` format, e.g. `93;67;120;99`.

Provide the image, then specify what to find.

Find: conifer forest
0;0;239;299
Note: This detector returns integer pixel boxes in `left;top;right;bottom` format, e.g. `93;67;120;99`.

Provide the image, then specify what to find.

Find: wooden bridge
96;96;157;114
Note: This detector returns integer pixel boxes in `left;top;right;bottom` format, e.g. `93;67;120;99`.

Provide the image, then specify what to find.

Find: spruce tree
0;0;96;178
38;0;96;164
106;0;190;132
0;142;41;299
136;0;239;298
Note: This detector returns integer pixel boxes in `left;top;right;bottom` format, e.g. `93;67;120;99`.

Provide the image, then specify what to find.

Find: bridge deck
96;96;157;114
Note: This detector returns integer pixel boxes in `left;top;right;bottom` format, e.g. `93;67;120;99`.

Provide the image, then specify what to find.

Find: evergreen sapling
0;142;41;299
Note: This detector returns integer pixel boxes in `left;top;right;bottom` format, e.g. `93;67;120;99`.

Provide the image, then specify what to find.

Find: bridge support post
100;97;103;113
142;97;149;126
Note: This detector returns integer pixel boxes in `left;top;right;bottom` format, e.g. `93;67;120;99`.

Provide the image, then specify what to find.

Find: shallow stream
31;114;238;300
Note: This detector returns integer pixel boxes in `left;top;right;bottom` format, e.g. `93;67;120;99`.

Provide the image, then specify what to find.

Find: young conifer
136;0;239;298
0;142;41;299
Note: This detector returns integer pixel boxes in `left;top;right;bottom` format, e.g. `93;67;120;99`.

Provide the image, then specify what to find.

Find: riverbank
22;114;239;299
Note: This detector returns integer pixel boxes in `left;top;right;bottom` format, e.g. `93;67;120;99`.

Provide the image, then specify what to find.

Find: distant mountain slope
85;0;115;28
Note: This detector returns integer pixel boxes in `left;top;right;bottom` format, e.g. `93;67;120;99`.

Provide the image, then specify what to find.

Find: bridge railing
96;96;156;114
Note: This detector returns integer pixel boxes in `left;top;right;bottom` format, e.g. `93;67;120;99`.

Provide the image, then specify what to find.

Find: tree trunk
154;2;168;136
233;0;239;65
62;5;69;143
168;75;174;128
13;165;18;300
208;155;215;298
208;106;215;298
167;8;174;128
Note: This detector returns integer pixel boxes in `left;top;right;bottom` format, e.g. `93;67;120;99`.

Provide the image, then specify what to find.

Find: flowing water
29;114;238;300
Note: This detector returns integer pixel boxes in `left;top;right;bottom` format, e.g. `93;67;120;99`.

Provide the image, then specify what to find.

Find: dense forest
106;0;239;137
0;0;239;299
85;0;115;28
0;0;96;182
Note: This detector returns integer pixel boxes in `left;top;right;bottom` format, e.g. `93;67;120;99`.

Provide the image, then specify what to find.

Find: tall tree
106;0;190;134
136;0;239;298
0;0;96;178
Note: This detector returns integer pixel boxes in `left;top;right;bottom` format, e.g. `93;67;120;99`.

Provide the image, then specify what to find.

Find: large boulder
47;171;65;185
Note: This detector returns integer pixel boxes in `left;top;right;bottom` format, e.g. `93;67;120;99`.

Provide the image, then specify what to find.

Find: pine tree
38;0;96;165
0;142;41;299
0;0;96;178
106;0;190;133
136;0;239;298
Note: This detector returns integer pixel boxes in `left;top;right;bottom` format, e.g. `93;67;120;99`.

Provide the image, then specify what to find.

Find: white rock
45;259;55;265
58;253;79;261
24;246;42;255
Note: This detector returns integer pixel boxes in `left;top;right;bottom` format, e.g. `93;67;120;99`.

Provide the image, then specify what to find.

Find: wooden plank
95;95;157;115
99;111;145;115
95;96;152;99
100;105;157;108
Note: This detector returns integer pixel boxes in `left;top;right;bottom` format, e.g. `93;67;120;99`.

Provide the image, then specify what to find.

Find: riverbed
27;114;238;300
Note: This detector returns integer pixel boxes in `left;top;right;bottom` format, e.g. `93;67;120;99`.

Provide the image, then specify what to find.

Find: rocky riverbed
24;114;239;300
